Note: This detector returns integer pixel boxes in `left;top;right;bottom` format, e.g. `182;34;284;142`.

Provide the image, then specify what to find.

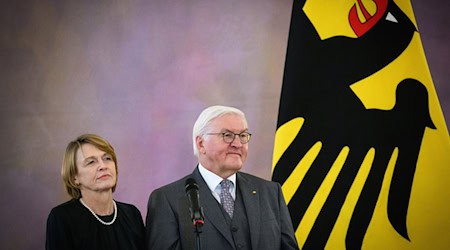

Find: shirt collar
198;163;236;191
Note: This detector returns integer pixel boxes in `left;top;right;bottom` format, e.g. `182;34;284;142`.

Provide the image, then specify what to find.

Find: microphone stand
193;219;204;250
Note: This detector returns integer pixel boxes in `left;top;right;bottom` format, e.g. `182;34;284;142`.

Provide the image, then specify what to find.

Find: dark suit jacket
145;167;299;250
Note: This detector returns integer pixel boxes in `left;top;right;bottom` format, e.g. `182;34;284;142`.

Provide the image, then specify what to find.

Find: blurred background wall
0;0;448;248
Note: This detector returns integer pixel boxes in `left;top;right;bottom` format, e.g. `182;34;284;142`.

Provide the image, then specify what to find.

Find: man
145;105;299;250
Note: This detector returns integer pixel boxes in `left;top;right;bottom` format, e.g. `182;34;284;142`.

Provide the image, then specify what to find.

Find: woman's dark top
46;199;144;250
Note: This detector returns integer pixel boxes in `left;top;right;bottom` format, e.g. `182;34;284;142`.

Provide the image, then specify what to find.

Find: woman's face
74;143;117;196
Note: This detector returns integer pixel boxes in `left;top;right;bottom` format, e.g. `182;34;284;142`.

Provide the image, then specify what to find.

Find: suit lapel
192;168;235;247
237;173;261;250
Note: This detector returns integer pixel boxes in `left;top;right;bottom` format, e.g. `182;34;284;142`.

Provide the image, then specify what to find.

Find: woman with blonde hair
46;134;144;250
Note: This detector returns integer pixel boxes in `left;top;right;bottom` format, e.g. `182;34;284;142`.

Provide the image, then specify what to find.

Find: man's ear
196;136;206;154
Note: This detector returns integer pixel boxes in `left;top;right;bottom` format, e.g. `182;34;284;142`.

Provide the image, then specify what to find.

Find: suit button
231;227;238;232
237;244;243;248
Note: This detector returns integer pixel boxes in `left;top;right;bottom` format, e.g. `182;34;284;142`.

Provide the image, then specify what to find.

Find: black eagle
272;0;435;249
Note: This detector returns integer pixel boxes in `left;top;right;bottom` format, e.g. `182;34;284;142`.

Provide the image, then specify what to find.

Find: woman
46;134;144;250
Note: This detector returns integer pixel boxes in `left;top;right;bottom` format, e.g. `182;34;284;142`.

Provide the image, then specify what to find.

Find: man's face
74;143;117;196
197;114;249;178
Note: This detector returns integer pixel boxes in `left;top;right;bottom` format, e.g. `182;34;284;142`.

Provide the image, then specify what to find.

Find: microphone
184;178;205;228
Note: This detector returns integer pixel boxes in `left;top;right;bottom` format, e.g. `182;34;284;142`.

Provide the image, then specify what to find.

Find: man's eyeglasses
206;131;252;144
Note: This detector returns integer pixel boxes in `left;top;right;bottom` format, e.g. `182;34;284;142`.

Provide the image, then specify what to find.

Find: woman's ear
73;176;80;186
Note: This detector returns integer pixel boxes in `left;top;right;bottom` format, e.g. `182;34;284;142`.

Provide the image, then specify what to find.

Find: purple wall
0;0;448;248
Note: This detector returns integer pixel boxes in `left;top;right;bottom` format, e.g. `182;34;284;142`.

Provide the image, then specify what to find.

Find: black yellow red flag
272;0;450;249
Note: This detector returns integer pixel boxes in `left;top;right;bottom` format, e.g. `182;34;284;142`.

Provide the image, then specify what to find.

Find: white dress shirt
198;163;236;203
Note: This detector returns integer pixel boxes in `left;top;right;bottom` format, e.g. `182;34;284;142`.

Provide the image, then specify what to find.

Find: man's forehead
212;114;247;124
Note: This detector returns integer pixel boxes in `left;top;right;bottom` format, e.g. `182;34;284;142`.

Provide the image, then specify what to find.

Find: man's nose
230;135;243;147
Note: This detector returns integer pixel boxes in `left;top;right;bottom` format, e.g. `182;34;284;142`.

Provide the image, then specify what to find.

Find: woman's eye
104;155;113;161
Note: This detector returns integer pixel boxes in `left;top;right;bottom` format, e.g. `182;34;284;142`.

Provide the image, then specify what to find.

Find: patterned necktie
220;179;234;218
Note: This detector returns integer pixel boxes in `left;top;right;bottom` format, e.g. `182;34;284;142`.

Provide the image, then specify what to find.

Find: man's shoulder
152;173;192;193
237;172;279;187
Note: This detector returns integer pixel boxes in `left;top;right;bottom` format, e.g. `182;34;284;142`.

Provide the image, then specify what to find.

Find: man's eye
240;133;248;138
223;132;233;138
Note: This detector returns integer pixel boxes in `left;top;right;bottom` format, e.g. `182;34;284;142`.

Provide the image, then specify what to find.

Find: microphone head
184;177;205;228
185;178;199;192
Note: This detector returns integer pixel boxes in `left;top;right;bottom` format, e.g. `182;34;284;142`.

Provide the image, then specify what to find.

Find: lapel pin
252;190;256;195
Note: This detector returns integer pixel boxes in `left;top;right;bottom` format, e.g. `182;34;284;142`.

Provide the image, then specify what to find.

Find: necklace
79;198;117;226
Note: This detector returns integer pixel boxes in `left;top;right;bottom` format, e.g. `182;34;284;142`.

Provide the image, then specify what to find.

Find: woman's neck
80;191;114;215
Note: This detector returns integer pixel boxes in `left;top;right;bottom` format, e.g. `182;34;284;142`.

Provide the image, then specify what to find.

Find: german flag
272;0;450;249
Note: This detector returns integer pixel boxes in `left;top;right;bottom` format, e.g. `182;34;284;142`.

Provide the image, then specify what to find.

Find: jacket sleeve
145;188;182;250
276;182;300;250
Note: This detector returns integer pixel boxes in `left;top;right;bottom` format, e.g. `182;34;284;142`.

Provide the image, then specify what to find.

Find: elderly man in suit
145;105;299;250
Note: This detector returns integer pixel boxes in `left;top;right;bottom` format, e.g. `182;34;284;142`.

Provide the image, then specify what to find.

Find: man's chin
226;161;243;170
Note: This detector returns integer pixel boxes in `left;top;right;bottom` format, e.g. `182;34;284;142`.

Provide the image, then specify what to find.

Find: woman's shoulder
114;201;144;227
50;199;79;213
115;201;141;215
47;199;83;226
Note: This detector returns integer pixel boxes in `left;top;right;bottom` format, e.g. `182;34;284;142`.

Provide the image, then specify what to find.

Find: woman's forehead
76;144;105;161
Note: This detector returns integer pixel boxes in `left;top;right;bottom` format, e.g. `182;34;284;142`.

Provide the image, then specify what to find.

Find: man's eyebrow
221;129;249;133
